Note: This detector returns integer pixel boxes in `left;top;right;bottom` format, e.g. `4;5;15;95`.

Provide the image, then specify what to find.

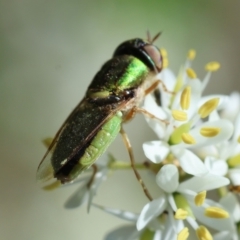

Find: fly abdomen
62;112;123;182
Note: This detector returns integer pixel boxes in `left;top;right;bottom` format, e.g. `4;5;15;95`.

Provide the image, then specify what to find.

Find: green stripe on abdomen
69;112;122;179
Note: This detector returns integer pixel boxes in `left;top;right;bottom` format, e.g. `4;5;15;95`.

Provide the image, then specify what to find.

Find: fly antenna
146;31;162;44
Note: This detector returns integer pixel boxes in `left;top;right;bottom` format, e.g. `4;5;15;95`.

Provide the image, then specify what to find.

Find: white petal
168;194;178;212
146;118;167;139
193;145;219;159
156;164;179;193
87;169;107;212
204;156;228;176
143;94;168;139
185;80;202;120
213;231;232;240
104;225;140;240
153;230;162;240
178;173;230;192
233;112;240;141
136;197;167;230
189;200;233;231
228;169;240;185
157;68;176;108
209;110;220;121
161;207;181;240
221;92;240;122
143;141;170;163
220;192;240;222
187;120;234;149
143;94;167;119
64;184;88;209
92;203;139;222
171;147;208;176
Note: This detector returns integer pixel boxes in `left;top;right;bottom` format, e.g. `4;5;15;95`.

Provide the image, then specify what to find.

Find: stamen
196;226;213;240
177;227;189;240
42;137;53;148
194;191;206;206
186;68;197;79
160;48;168;57
173;193;195;218
205;62;220;72
180;86;191;110
175;208;188;220
169;123;191;145
198;98;219;118
187;49;196;60
200;127;220;137
181;133;196;144
172;110;188;121
43;180;61;190
228;154;240;167
160;48;169;68
205;207;229;219
163;57;169;68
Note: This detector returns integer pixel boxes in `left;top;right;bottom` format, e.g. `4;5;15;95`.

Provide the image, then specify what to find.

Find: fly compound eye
143;44;163;73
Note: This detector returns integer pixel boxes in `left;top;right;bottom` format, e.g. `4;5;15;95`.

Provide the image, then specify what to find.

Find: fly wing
37;98;123;188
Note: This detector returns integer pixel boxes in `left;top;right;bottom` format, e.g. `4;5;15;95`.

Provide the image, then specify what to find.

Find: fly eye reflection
143;44;163;73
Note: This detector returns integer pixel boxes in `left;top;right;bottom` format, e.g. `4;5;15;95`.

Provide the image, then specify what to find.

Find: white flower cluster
63;50;240;240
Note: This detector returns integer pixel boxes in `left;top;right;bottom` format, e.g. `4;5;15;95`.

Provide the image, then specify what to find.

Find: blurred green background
1;1;240;239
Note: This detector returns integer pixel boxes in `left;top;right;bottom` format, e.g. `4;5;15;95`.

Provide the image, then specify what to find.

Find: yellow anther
177;227;189;240
181;86;191;110
228;154;240;167
196;226;213;240
205;207;229;219
42;137;53;148
186;68;197;79
169;123;191;145
172;110;188;121
194;191;206;206
175;208;188;220
187;49;196;60
200;127;221;137
181;133;196;144
163;57;169;68
43;180;61;191
205;62;220;72
160;48;168;57
198;98;219;118
238;136;240;143
174;192;195;218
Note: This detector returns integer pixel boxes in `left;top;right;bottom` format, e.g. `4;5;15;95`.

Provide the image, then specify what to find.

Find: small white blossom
143;60;233;180
136;164;231;239
64;159;108;211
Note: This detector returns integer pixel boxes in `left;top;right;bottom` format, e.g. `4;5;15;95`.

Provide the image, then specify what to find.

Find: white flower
136;164;231;239
64;159;108;211
193;91;240;193
143;53;233;180
135;50;237;238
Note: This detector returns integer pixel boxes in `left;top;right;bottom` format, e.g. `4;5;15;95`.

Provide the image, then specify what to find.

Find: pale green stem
108;161;147;170
217;187;228;198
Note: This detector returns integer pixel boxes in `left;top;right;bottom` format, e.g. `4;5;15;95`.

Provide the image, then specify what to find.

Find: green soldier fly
37;33;163;200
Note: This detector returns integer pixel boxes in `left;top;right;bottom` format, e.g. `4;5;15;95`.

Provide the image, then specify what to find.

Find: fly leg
87;164;98;188
120;126;153;201
138;78;175;124
134;107;169;125
144;79;175;96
